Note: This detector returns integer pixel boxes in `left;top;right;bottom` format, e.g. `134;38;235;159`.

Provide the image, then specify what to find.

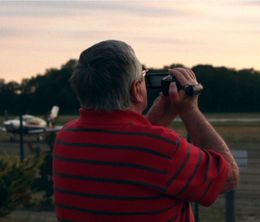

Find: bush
0;155;42;217
32;151;53;207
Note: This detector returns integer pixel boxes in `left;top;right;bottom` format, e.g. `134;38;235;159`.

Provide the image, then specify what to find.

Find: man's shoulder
125;123;181;144
58;117;181;146
56;119;79;136
137;123;179;136
63;119;79;128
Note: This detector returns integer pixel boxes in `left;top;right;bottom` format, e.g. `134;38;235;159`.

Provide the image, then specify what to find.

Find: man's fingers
169;82;179;101
169;68;197;86
176;68;197;83
189;69;196;79
169;69;189;86
178;68;196;80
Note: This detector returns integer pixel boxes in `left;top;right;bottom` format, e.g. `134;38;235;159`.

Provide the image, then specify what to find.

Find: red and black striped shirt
53;109;229;222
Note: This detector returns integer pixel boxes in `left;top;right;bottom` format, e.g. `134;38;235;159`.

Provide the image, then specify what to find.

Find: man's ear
130;80;143;103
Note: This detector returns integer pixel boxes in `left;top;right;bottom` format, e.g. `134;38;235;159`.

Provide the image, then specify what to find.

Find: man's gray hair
70;40;142;111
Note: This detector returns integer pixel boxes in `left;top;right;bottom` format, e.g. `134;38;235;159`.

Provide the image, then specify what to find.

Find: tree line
1;59;260;115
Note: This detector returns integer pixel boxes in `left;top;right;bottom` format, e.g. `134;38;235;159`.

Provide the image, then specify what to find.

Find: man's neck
127;105;144;115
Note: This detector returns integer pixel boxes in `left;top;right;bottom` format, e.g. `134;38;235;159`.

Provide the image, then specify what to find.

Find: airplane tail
48;106;59;127
4;110;9;121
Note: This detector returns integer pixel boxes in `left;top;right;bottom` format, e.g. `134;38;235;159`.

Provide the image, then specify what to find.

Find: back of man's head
70;40;141;111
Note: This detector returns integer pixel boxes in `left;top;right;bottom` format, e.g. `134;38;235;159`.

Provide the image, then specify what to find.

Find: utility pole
225;190;236;222
19;115;24;161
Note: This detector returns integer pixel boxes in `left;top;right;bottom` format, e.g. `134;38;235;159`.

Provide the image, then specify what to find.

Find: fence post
225;190;236;222
19;115;24;161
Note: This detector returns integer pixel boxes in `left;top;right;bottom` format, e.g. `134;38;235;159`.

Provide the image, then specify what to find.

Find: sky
0;0;260;83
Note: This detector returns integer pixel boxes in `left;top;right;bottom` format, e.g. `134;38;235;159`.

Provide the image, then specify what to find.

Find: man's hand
168;68;199;116
146;92;178;126
146;67;200;126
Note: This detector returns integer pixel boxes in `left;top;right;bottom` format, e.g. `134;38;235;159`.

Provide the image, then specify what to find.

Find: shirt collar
79;108;151;126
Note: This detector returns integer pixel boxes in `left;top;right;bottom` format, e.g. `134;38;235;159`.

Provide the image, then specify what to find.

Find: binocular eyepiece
145;72;204;97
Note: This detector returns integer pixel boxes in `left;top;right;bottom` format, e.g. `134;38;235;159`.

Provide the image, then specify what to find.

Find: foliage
32;151;53;208
193;65;260;112
0;59;79;115
0;155;43;217
1;60;260;114
32;132;56;208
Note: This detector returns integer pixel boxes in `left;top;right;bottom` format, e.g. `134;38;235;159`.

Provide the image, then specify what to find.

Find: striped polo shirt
53;109;229;222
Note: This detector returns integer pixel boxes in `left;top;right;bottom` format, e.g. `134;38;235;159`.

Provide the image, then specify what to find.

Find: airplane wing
28;125;63;134
45;125;63;132
0;127;6;132
27;129;45;134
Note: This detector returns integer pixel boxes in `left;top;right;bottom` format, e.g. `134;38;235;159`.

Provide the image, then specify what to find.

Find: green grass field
55;113;260;144
1;113;260;144
1;113;260;222
172;121;260;144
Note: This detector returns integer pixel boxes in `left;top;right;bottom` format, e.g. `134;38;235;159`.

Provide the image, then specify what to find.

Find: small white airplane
1;106;62;139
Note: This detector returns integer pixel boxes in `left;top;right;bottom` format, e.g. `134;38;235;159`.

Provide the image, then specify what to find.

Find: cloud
239;0;260;6
0;1;198;40
0;27;18;38
0;1;192;18
221;0;260;7
133;36;195;45
63;29;114;39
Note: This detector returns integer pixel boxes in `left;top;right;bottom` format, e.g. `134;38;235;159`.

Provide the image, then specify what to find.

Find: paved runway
0;136;51;155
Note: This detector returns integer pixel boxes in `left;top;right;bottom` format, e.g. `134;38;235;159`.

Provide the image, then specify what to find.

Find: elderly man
53;40;239;222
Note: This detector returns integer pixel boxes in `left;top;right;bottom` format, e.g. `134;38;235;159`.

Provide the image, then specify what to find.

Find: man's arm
146;92;178;126
179;107;239;192
146;67;239;192
172;68;239;192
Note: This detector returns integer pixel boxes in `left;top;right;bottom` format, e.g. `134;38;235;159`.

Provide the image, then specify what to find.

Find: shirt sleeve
165;137;229;207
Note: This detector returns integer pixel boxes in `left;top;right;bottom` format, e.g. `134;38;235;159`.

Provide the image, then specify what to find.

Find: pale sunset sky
0;0;260;83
